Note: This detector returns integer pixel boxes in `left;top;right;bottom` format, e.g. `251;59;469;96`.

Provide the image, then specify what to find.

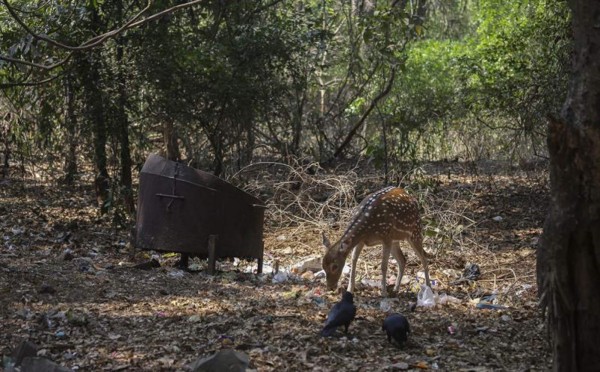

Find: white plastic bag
417;285;435;307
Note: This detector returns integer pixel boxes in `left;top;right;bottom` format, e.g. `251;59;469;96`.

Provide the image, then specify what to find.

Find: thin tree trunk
63;74;78;185
115;1;134;216
80;51;110;213
163;120;180;162
0;116;9;179
538;0;600;370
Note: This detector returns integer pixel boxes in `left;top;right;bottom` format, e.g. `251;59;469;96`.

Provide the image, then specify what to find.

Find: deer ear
322;232;331;249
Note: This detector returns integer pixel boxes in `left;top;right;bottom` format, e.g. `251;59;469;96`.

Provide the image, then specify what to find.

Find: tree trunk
63;74;78;185
80;52;110;213
163;120;180;162
0;116;9;179
115;1;134;216
538;1;600;370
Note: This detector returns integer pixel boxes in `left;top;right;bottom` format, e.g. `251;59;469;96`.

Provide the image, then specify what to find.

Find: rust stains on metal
135;154;265;273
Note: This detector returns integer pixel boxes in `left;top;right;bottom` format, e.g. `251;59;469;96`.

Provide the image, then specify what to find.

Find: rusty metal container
135;154;265;273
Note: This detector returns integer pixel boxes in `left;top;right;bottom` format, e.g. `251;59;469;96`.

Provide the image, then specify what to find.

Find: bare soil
0;162;551;371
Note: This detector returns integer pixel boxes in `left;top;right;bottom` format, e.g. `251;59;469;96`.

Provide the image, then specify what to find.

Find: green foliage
0;0;573;204
370;0;571;164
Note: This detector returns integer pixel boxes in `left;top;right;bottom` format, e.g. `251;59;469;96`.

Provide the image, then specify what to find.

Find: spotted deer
322;186;430;296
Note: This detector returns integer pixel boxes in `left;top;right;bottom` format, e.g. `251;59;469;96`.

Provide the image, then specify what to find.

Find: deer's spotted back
340;187;421;250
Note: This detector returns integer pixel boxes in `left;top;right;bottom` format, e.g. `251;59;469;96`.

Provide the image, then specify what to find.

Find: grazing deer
322;186;430;296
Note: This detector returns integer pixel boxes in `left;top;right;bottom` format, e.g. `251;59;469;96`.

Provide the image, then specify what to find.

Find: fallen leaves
0;168;552;371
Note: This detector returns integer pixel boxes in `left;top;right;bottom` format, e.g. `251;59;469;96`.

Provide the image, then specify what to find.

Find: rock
20;357;72;372
11;340;38;367
187;349;250;372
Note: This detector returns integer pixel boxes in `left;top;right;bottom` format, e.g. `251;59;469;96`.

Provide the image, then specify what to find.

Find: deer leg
381;241;392;297
410;236;430;287
347;243;364;293
391;242;406;292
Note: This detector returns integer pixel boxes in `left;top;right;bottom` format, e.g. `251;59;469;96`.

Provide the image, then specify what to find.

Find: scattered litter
314;270;326;279
492;215;503;222
463;263;481;281
516;284;533;295
447;325;456;335
290;256;322;274
476;303;507;310
272;271;289;283
452;263;481;285
379;298;393;312
417;285;435;308
437;293;461;305
360;278;379;288
167;270;185;279
305;288;326;307
301;271;315;280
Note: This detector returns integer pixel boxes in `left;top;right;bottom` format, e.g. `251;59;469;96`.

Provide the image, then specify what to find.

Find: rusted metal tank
135;154;265;273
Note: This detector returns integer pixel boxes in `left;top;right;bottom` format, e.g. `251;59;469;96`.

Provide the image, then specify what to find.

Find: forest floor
0;161;551;371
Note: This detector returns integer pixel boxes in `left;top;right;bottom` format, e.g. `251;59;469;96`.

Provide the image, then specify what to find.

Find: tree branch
0;0;207;72
0;53;73;70
0;72;63;88
1;0;152;51
331;67;397;160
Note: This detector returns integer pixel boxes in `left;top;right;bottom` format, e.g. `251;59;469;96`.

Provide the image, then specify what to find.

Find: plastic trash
272;271;289;283
314;270;326;279
379;298;393;312
476;302;507;310
438;293;461;305
417;285;435;307
290;256;322;274
167;270;185;279
463;263;481;280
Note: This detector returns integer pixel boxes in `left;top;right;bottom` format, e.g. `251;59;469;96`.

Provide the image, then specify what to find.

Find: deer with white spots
322;186;430;296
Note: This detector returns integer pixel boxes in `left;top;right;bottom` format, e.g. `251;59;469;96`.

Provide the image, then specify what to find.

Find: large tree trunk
538;1;600;371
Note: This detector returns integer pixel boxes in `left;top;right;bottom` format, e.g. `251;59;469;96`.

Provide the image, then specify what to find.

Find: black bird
321;291;357;337
382;313;410;346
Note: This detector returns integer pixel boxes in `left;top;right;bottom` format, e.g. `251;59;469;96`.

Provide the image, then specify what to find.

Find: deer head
322;233;349;291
